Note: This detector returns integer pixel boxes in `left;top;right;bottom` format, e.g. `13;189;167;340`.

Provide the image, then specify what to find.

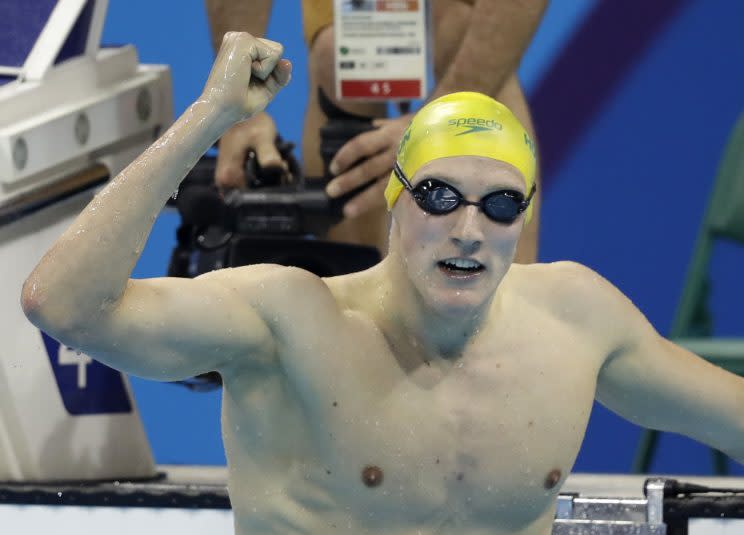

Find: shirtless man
22;34;744;535
205;0;547;261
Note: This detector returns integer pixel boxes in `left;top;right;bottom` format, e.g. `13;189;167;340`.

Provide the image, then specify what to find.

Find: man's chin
424;288;491;318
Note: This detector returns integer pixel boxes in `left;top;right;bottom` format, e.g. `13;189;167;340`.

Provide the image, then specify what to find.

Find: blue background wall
101;0;744;473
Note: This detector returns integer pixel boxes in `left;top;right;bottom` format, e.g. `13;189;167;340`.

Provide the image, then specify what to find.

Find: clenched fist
202;32;292;122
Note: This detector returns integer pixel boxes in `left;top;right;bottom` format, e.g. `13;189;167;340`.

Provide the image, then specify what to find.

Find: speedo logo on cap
448;117;503;135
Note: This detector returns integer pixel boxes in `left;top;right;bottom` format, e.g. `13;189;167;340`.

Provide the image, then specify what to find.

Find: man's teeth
441;258;483;270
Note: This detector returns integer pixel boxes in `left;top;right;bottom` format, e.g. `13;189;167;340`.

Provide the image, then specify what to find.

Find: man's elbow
20;274;80;335
21;274;46;324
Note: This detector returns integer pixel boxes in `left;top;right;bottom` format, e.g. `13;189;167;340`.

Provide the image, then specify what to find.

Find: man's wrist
192;93;244;136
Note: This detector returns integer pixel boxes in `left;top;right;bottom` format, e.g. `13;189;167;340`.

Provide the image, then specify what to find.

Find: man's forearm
430;0;548;100
23;98;233;328
205;0;273;51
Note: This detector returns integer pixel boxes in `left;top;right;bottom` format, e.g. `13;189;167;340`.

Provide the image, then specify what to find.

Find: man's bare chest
226;308;602;529
276;317;601;523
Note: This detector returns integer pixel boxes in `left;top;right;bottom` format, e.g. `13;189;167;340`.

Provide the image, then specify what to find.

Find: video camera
167;129;382;280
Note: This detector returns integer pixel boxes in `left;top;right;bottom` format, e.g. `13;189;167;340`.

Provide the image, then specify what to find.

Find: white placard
334;0;429;100
689;518;744;535
0;504;234;535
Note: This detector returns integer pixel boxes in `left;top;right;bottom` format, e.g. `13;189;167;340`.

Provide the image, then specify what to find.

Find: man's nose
450;205;484;254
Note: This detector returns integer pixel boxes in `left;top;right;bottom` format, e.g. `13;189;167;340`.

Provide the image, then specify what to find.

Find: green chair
632;111;744;474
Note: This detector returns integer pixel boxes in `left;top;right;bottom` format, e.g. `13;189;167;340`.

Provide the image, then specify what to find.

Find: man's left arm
327;0;549;217
595;287;744;464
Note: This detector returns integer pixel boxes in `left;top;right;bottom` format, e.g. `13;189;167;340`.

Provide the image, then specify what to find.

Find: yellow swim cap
384;92;537;222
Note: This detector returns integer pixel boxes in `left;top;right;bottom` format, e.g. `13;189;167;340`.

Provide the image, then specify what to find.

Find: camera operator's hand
202;32;292;124
215;111;287;189
325;113;412;218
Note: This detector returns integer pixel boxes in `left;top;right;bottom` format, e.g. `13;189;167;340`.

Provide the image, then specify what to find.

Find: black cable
645;478;744;497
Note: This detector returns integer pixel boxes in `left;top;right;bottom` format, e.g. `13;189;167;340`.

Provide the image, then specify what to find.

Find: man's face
392;156;527;317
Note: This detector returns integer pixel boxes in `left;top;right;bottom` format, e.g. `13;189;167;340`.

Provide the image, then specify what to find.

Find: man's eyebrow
417;173;524;192
418;173;463;187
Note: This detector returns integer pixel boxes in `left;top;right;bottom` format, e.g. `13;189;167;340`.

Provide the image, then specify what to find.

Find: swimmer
22;33;744;535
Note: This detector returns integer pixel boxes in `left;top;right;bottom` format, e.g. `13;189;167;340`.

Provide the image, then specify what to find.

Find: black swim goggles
393;162;536;224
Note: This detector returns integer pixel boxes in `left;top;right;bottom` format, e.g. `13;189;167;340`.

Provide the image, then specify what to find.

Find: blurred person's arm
327;0;548;219
205;0;273;52
205;0;286;189
429;0;548;99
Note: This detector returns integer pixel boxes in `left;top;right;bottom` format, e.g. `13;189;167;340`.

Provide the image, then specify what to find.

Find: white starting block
0;0;171;210
0;0;171;481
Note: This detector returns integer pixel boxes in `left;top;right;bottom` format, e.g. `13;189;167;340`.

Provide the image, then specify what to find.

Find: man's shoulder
510;260;606;293
508;261;630;326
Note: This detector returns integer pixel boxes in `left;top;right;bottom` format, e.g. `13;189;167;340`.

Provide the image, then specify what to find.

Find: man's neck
375;255;499;360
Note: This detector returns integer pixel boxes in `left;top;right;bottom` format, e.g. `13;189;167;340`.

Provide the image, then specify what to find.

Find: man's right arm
39;269;279;381
21;33;292;381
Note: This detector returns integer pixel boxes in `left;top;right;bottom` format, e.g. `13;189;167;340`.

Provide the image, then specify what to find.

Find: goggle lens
421;185;460;214
482;191;522;223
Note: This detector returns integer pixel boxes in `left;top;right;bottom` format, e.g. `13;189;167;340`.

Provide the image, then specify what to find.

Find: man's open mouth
437;258;486;276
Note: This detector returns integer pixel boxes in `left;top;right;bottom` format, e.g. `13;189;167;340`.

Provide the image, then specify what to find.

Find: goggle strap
393;162;414;191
